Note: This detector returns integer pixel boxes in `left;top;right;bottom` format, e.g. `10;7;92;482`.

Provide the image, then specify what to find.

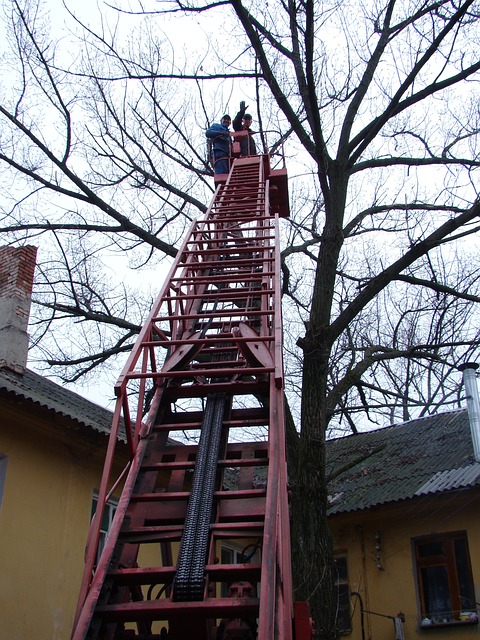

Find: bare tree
0;0;237;382
2;0;480;637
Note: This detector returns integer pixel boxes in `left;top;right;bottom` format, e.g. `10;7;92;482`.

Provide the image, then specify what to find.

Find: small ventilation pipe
459;362;480;463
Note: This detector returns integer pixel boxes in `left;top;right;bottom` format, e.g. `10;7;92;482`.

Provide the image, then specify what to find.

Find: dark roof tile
0;366;123;440
327;410;477;515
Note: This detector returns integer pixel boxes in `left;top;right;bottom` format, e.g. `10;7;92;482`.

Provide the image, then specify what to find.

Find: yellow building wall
331;491;480;639
0;399;159;640
7;391;478;640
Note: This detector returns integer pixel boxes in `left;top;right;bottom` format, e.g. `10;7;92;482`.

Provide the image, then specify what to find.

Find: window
91;492;118;564
414;532;477;625
220;543;260;597
334;555;352;634
0;454;7;512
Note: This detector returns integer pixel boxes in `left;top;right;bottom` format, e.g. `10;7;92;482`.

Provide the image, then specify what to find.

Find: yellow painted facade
3;376;479;640
331;491;480;639
0;383;186;640
0;394;142;639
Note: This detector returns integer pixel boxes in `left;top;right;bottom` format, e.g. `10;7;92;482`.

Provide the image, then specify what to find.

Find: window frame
220;542;261;597
334;553;352;635
0;453;7;512
413;531;477;627
91;492;118;565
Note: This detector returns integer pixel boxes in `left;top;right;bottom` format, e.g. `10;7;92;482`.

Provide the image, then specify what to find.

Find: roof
326;409;480;515
3;366;477;512
0;366;121;439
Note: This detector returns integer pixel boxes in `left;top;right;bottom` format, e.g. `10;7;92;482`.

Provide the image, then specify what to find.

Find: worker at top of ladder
233;100;258;156
206;114;232;174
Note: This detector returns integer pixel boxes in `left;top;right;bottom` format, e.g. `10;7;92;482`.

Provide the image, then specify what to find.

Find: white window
221;542;261;597
91;492;118;564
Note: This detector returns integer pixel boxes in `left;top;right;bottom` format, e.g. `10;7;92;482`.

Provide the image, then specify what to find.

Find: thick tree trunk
290;354;337;640
289;167;348;639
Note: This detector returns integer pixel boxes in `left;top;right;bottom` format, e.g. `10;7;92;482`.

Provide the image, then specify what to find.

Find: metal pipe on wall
459;362;480;463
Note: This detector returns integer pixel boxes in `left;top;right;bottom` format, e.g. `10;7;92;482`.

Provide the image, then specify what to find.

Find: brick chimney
0;246;37;374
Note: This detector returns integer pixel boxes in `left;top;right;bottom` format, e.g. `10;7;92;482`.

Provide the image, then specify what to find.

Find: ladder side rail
272;209;294;637
258;376;281;640
125;223;216;445
120;391;134;459
117;213;214;382
274;377;294;640
114;218;198;397
274;372;294;640
74;376;161;628
274;214;285;388
71;385;166;640
72;394;125;631
278;455;294;640
115;198;227;400
72;216;223;631
132;344;151;447
170;217;233;341
156;219;211;342
257;202;293;640
254;185;273;354
272;213;293;640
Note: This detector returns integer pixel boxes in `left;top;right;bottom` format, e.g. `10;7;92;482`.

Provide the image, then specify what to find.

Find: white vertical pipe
460;363;480;463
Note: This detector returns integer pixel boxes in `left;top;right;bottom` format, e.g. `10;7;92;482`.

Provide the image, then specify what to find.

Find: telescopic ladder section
71;156;308;640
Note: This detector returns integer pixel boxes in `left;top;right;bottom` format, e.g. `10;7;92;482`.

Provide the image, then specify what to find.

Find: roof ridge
328;407;467;443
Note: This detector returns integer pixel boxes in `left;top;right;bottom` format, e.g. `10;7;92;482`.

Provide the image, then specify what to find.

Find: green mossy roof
326;410;480;515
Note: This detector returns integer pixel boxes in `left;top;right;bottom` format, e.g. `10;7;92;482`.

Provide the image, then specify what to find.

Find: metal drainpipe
459;362;480;463
350;592;366;640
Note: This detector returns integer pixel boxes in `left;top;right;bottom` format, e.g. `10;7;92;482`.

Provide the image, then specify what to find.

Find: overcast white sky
0;0;249;410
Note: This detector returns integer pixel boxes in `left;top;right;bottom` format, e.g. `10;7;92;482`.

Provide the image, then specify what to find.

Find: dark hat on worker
244;113;252;119
222;114;231;119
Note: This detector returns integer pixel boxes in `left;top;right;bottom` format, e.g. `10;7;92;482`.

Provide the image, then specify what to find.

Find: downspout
459;362;480;463
351;592;366;640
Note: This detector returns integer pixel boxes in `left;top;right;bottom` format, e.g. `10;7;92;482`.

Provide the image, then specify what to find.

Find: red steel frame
71;153;311;640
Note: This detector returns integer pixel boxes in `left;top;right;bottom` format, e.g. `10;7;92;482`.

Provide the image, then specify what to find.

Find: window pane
101;506;111;532
91;494;118;564
335;556;348;581
454;538;475;610
0;454;8;512
336;584;351;633
221;547;235;564
334;556;351;634
421;565;452;617
418;540;444;557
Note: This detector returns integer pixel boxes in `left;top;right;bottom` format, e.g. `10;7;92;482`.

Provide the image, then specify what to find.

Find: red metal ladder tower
71;153;311;640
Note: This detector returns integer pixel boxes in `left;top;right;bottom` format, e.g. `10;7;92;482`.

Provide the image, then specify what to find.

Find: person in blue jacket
205;114;232;174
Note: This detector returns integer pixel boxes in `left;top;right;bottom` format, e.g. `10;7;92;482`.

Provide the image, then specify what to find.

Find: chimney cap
459;362;479;372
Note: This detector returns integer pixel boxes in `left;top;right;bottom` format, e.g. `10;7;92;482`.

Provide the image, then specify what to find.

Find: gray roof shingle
3;366;476;511
326;409;477;515
0;366;120;439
